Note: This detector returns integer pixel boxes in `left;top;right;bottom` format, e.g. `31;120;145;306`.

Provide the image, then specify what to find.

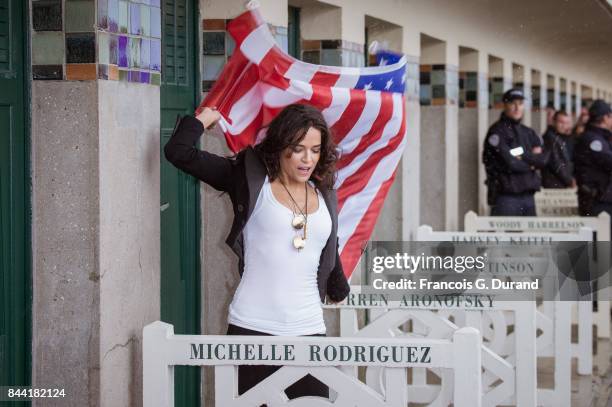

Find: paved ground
537;337;611;407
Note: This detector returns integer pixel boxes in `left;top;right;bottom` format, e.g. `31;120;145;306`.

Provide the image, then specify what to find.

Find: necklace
279;179;308;250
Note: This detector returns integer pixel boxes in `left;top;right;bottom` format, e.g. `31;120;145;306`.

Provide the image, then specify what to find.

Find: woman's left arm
326;237;350;303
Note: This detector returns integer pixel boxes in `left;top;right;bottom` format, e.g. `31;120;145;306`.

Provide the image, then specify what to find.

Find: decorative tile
98;0;108;29
108;0;119;32
129;37;141;68
66;33;96;63
203;55;225;80
65;0;95;33
150;7;161;38
33;0;62;31
119;69;129;81
129;2;141;35
66;63;96;80
32;31;64;65
140;4;151;36
150;39;161;71
98;63;109;79
302;40;320;50
320;49;342;66
321;40;341;49
118;35;129;67
302;50;320;64
109;34;118;65
202;80;216;92
98;32;110;64
202;19;226;30
119;0;129;33
109;65;119;80
225;32;235;56
140;71;150;83
150;72;161;85
203;32;225;55
33;65;63;80
140;38;150;69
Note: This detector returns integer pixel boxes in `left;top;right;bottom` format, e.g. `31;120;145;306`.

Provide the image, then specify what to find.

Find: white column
477;52;489;216
522;66;532;127
445;41;459;230
401;27;421;239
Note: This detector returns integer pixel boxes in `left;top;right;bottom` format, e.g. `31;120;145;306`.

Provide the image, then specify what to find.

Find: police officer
483;88;549;216
541;110;575;188
573;99;612;216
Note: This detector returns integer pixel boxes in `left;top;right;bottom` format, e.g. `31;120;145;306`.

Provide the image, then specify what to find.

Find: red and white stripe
199;7;408;278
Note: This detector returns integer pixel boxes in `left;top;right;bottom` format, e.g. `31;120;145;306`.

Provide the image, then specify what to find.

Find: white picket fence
142;321;482;407
325;291;539;406
417;225;592;379
464;210;611;340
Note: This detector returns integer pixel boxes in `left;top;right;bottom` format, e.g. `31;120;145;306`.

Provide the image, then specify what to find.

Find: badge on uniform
488;134;500;147
590;140;603;152
510;146;524;157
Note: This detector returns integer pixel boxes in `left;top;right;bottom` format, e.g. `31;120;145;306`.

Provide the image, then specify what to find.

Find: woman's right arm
163;109;234;192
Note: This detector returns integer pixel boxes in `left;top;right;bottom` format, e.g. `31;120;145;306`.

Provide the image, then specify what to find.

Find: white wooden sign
464;210;611;340
416;225;592;380
325;291;537;407
534;188;579;216
142;321;482;407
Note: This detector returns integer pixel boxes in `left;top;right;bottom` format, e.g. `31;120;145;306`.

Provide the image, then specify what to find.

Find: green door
0;0;31;398
160;0;200;405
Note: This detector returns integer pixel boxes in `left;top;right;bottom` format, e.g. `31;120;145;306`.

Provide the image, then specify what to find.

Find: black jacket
574;124;612;203
163;114;350;303
541;127;574;188
483;113;548;196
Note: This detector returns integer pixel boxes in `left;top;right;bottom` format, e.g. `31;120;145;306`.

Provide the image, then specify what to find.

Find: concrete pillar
575;82;582;118
522;66;532;127
553;75;561;110
419;36;459;231
400;28;421;240
488;56;512;129
32;3;162;405
532;69;547;135
458;47;488;224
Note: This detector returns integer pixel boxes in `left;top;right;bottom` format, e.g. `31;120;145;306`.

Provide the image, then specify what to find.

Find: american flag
197;6;408;279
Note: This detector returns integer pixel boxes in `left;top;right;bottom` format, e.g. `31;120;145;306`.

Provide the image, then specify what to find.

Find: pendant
292;214;306;229
293;236;306;250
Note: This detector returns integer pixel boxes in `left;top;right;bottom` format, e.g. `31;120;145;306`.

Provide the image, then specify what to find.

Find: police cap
588;99;612;119
502;88;525;103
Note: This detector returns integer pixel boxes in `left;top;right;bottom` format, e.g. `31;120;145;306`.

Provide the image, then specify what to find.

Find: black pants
226;324;329;403
491;193;536;216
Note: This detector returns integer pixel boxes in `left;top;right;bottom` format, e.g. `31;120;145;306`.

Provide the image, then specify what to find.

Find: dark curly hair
254;104;338;190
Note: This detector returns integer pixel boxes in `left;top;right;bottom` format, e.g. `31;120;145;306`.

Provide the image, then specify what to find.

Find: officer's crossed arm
486;133;533;173
521;130;549;169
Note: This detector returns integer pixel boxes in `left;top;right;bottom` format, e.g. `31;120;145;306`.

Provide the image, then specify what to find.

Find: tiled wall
458;71;488;108
31;0;162;84
201;19;288;92
420;64;458;106
531;85;542;110
560;91;567;111
32;0;96;79
547;88;555;108
404;56;420;103
97;0;161;84
301;39;364;67
488;77;505;109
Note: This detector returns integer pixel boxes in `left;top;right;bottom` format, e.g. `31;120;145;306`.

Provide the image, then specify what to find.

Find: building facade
2;0;612;405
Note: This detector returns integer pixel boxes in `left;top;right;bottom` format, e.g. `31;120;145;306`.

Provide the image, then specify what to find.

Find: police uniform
573;100;612;216
483;89;549;216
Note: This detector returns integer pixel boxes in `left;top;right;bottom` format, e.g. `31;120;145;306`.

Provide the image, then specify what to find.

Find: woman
164;103;350;401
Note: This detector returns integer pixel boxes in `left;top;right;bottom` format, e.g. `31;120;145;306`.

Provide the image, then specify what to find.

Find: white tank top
228;175;332;335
